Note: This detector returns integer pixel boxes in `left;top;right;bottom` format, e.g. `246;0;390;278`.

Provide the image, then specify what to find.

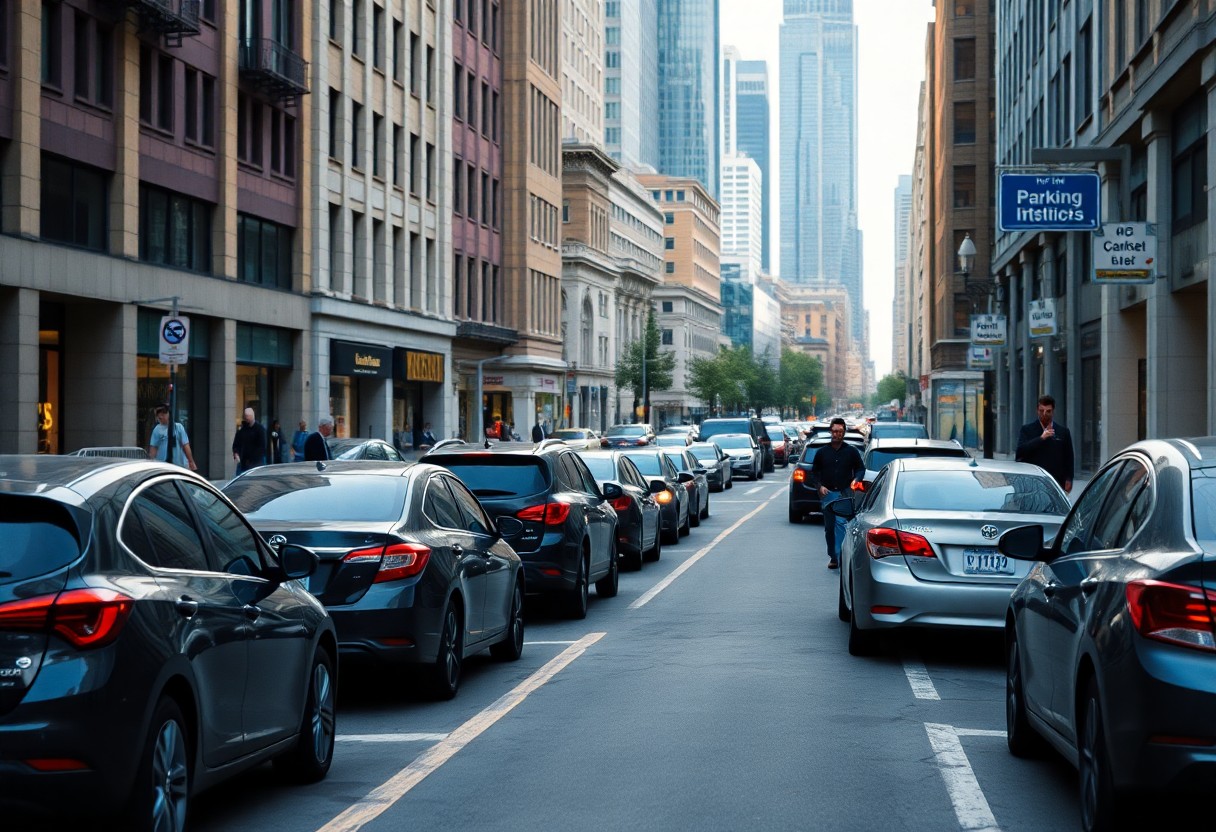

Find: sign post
158;307;189;464
1091;222;1157;283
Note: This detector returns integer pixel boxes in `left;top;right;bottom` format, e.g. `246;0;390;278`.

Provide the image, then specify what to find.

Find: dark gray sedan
662;448;710;525
578;450;664;569
688;441;733;491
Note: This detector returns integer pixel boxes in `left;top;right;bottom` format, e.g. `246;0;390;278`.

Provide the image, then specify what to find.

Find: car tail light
851;481;867;492
1125;580;1216;652
0;588;134;649
611;496;633;512
24;758;91;772
865;528;935;559
655;489;673;505
636;438;648;445
792;469;806;483
344;543;431;583
516;502;572;526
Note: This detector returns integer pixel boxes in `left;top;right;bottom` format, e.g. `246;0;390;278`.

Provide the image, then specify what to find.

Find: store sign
968;345;994;370
483;375;504;386
535;376;557;393
404;350;445;383
330;341;391;378
1092;222;1158;284
1028;299;1057;338
970;314;1007;346
998;172;1101;232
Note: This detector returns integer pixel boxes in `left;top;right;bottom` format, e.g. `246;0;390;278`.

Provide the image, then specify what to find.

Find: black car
999;438;1216;831
577;450;665;569
426;441;619;619
788;433;866;523
687;441;733;492
223;461;526;700
698;416;774;472
662;448;710;525
618;448;691;545
603;424;654;447
0;456;336;830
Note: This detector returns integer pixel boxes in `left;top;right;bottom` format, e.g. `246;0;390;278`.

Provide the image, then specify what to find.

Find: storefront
136;310;213;473
932;374;984;448
329;340;391;440
534;375;562;434
235;323;294;437
394;348;445;449
479;373;515;439
38;301;64;455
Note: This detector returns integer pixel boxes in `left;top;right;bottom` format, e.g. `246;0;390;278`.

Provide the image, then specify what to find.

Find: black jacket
809;442;864;492
1015;419;1074;487
303;431;331;461
232;421;267;468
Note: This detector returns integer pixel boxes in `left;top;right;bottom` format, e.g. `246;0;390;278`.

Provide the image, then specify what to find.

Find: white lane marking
523;640;578;645
315;632;606;832
956;728;1006;738
629;490;781;610
923;723;1002;832
745;486;763;495
902;656;941;700
337;733;449;743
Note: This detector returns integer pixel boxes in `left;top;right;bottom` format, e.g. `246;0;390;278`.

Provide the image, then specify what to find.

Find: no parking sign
159;316;190;365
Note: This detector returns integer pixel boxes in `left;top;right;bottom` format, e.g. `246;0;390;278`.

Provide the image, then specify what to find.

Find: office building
736;59;772;273
657;0;720;197
604;0;659;169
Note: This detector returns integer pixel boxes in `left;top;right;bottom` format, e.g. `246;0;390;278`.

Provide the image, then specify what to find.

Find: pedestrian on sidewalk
291;420;309;461
1015;394;1074;494
232;407;267;473
268;419;286;464
147;404;198;471
304;415;335;461
808;417;864;570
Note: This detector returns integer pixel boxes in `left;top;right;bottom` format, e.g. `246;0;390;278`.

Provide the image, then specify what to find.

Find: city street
186;475;1089;832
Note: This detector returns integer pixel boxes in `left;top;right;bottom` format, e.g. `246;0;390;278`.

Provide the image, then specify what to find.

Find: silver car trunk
892;509;1063;584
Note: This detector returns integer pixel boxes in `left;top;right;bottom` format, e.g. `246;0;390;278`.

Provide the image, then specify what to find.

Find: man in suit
304;415;335;461
1016;394;1074;494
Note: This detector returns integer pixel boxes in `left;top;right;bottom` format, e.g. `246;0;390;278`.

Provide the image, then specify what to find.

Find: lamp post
958;233;997;459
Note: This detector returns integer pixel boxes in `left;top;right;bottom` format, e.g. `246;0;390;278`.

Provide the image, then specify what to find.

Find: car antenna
484;438;492;449
316;460;327;471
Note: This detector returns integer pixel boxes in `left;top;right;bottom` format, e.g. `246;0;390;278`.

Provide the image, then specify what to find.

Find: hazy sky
719;0;935;380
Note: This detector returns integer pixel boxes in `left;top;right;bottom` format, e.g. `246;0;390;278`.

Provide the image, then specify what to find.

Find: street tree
873;372;907;409
778;348;825;416
615;310;675;419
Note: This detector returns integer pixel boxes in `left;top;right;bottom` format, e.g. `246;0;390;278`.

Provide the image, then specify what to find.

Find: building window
664;212;674;224
664;237;674;250
351;0;364;57
350;101;363;168
661;301;673;312
954;1;974;14
139;184;212;272
184;71;216;148
237;94;263;167
661;329;673;346
562;199;569;223
664;262;675;274
409;31;420;96
270;110;295;177
953;38;975;81
953;101;976;144
454;60;463;118
393;124;403;187
237;214;293;290
41;0;60;86
409;133;420;195
372;113;384;177
427;142;436;201
372;4;384;69
392;19;403;82
1076;18;1092;124
453;156;464;213
73;14;113;109
953;165;976;208
1172;94;1207;233
41;154;107;251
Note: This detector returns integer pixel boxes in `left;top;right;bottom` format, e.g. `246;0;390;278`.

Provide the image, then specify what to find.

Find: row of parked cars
0;429;737;828
812;434;1216;831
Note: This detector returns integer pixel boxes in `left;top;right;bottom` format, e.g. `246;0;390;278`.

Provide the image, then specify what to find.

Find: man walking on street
148;404;198;471
232;407;267;473
304;415;335;461
1016;394;1074;494
809;418;864;570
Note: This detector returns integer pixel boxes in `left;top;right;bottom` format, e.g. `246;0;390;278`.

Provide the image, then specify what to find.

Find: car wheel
646;529;662;562
595;541;619;598
1079;678;1127;832
274;648;336;782
757;467;764;480
1006;633;1045;758
679;505;691;536
428;601;464;700
124;697;190;832
490;581;525;661
563;554;590;619
847;578;879;656
689;497;701;527
625;533;645;570
726;477;733;489
700;495;709;520
838;575;849;622
789;504;802;524
661;517;679;545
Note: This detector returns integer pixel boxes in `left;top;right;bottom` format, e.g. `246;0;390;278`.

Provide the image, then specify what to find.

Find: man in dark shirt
809;417;865;569
1016;394;1074;494
304;415;334;461
231;407;267;474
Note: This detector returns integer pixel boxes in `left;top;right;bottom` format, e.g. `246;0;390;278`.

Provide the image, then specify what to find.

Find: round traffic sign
163;319;187;345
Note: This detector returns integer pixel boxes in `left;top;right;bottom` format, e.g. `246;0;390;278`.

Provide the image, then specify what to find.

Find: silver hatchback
833;457;1070;656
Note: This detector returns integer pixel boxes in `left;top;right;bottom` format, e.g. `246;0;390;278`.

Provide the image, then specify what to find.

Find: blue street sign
998;172;1101;232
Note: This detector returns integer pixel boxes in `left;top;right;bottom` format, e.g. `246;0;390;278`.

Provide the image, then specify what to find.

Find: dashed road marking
902;656;941;700
745;486;763;495
924;723;1003;832
337;733;448;743
523;640;578;645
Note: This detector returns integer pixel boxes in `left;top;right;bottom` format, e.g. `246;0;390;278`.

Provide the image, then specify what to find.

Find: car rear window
224;475;410;522
699;420;749;439
766;427;786;439
552;430;587;440
893;470;1069;515
663;452;690;470
872;425;928;439
626;455;664;476
714;435;751;449
580;456;615;481
608;426;646;437
1191;476;1216;545
865;448;968;471
0;495;87;583
433;458;549;499
688;446;716;461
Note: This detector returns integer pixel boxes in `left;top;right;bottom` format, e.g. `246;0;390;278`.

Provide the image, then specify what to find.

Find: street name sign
159;315;190;366
1092;222;1157;284
998;172;1101;232
971;314;1007;346
1028;298;1057;338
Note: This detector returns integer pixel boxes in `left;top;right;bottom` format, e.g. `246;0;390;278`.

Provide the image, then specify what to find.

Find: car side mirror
279;544;319;581
497;516;525;540
997;525;1052;561
649;478;668;494
826;497;856;519
602;482;624;499
676;471;695;484
693;467;707;475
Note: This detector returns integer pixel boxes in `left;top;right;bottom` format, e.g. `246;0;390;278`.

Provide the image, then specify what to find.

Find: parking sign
159;316;190;365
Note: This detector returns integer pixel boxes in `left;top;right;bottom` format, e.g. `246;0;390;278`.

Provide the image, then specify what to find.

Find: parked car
424;441;619;619
577;450;664;569
617;448;691;544
788;433;867;522
549;428;602;450
712;432;763;481
860;437;970;484
698;416;774;473
998;438;1216;831
328;437;408;461
687;441;733;492
779;424;806;461
662;448;710;525
833;458;1070;656
604;424;654;447
0;456;336;830
654;433;693;447
224;461;525;700
766;425;794;467
866;421;929;446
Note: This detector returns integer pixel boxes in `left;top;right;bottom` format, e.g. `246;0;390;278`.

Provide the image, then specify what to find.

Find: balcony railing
239;38;310;101
126;0;201;47
456;321;519;346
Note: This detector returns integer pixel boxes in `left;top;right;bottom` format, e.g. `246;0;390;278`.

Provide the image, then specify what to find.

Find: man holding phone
1016;394;1074;494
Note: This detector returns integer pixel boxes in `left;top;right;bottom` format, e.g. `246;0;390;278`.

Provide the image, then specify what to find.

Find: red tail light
636;438;648;445
865;528;935;559
1126;580;1216;652
611;496;633;512
0;588;134;649
792;469;806;483
344;542;432;583
516;502;572;526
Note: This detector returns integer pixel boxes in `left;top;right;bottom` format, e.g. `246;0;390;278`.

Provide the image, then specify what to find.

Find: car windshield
431;458;549;499
0;495;86;584
714;435;751;450
688;446;717;462
873;425;928;439
608;426;646;437
627;454;664;476
766;428;786;439
698;420;748;439
225;475;410;522
552;430;587;440
580;456;615;481
865;448;968;471
893;470;1069;515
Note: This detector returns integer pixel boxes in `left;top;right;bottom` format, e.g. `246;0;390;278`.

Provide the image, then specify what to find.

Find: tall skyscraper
892;174;913;374
605;0;659;168
736;60;772;273
779;0;861;338
658;0;720;198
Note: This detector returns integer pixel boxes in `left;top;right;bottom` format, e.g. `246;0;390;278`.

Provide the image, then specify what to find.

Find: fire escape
239;38;310;104
125;0;201;48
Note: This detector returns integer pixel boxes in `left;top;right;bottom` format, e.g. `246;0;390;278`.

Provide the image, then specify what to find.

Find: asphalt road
190;473;1089;832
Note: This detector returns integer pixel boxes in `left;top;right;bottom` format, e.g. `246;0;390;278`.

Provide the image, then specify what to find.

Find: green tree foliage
686;344;824;417
873;372;907;408
615;310;675;404
778;348;825;416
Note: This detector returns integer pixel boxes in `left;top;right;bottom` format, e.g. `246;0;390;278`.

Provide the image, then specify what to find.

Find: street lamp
958;233;997;459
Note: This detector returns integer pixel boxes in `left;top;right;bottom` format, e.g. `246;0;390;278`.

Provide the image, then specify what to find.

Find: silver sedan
832;457;1070;656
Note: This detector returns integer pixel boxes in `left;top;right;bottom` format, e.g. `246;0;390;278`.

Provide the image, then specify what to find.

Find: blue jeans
822;490;848;563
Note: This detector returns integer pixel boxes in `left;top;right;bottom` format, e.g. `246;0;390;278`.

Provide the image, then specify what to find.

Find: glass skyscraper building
736;60;771;274
604;0;659;169
658;0;720;198
779;0;862;339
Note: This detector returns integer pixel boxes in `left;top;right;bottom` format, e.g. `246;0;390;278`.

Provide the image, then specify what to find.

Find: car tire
757;467;764;480
726;478;733;489
679;505;691;536
490;581;525;661
700;495;709;520
563;554;590;619
689;497;701;527
647;530;662;562
428;601;464;700
847;579;880;657
789;505;802;524
275;648;336;783
1005;633;1045;758
124;697;190;832
595;542;619;598
838;576;849;622
1078;678;1128;832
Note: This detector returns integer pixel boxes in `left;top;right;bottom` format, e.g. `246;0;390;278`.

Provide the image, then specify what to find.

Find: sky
719;0;935;381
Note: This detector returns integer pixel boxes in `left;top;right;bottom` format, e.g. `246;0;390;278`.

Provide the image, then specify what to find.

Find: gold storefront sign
355;353;382;369
406;351;444;383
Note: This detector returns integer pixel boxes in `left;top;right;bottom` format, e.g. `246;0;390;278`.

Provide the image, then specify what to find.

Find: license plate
963;548;1012;575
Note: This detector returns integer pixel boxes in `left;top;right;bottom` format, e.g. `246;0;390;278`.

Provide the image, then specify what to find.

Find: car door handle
175;597;199;618
1080;577;1099;594
451;544;464;556
243;605;262;621
1043;582;1060;598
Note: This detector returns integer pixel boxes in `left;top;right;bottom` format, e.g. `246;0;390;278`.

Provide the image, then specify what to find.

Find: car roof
866;438;967;452
871;422;927;429
232;460;419;478
1132;437;1216;470
0;454;194;502
892;457;1045;475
